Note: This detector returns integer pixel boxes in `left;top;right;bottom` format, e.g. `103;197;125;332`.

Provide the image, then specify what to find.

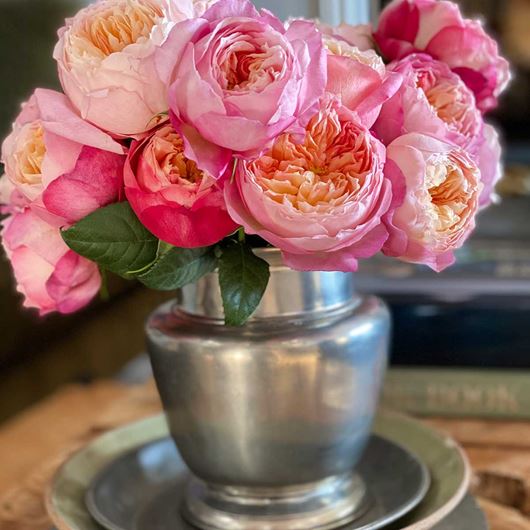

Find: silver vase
146;250;390;530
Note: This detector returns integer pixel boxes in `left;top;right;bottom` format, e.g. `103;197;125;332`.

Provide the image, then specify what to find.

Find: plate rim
46;411;470;530
84;434;431;530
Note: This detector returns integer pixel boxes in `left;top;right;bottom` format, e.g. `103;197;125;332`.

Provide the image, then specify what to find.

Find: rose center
425;154;478;233
68;0;163;61
251;106;372;212
219;41;283;92
417;70;479;138
14;122;46;186
154;128;204;185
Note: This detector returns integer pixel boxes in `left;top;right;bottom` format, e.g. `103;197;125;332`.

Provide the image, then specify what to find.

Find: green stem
238;227;246;243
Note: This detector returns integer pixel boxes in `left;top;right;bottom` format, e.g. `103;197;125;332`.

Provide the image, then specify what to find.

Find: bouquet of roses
0;0;510;325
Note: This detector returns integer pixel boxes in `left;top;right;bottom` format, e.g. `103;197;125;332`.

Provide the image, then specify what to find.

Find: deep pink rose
374;0;510;113
124;123;238;248
156;0;326;178
383;133;482;272
2;209;101;315
225;96;399;272
54;0;216;136
1;89;125;225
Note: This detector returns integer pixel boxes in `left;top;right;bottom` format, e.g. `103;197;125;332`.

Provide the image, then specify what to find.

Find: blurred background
0;0;529;422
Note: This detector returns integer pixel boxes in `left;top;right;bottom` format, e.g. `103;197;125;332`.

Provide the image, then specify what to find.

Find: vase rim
176;259;358;321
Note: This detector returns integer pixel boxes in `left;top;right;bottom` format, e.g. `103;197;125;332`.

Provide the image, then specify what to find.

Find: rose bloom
373;54;502;209
54;0;216;137
324;33;401;129
319;23;376;53
476;123;502;209
157;0;326;178
2;209;101;315
225;97;398;272
374;54;482;148
374;0;510;113
124;123;238;248
383;133;482;271
1;89;125;225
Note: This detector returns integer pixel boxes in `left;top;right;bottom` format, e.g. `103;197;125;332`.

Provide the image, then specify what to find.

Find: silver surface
86;436;430;530
146;250;391;529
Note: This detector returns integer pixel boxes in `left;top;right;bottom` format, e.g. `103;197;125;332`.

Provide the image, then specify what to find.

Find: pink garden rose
124;123;238;248
324;33;402;129
475;123;502;208
373;54;483;148
54;0;217;136
319;23;376;52
157;0;326;178
374;0;510;113
225;96;398;272
2;210;101;315
1;89;125;225
383;133;482;271
372;54;502;209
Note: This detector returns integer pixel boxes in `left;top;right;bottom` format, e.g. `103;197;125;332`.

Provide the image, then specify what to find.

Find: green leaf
139;247;217;291
62;202;158;276
219;241;270;326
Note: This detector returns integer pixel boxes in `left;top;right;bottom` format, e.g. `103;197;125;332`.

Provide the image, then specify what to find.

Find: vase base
182;473;368;530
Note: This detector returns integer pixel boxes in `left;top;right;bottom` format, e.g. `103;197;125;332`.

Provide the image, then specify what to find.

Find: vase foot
182;473;368;530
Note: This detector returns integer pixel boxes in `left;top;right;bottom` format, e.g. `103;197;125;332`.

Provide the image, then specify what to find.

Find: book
382;368;530;419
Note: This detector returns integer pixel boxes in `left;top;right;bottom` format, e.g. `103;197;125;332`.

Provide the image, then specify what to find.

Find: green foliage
219;241;270;326
139;247;217;291
62;202;159;277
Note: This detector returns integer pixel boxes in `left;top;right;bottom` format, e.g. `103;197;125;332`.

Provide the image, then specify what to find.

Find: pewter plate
85;435;428;530
46;412;475;530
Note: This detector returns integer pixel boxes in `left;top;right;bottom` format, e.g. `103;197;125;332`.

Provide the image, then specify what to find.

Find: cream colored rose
54;0;215;136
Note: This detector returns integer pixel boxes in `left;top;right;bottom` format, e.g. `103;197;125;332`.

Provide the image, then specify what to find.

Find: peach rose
1;89;125;225
54;0;215;136
2;209;101;315
225;97;399;272
124;123;237;247
383;133;482;271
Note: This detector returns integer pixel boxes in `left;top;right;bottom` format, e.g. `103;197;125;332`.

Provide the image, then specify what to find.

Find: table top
0;380;529;530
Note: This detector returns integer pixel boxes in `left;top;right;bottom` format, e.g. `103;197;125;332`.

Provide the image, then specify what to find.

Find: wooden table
0;381;529;530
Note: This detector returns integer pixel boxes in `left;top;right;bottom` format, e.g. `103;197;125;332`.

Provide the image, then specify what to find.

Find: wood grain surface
0;381;529;529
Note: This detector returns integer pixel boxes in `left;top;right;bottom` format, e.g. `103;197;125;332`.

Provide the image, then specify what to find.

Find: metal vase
146;250;390;530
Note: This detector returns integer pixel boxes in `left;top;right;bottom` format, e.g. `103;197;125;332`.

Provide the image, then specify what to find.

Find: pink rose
383;133;482;271
2;210;101;315
1;89;125;225
225;96;399;272
54;0;214;137
373;54;483;149
374;0;511;113
324;35;402;129
124;123;238;248
475;123;502;209
319;23;376;52
156;0;326;178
